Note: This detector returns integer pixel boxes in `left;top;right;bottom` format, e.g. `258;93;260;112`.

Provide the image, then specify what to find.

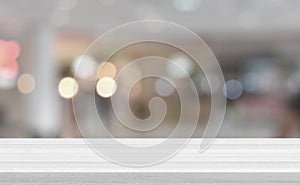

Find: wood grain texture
0;139;299;184
0;173;300;185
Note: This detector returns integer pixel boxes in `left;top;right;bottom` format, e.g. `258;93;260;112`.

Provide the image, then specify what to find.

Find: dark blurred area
0;0;300;138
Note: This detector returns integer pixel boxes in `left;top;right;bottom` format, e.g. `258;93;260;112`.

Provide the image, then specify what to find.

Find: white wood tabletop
0;139;299;184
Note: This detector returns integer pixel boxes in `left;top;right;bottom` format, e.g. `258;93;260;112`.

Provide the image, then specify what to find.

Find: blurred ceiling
0;0;300;58
0;0;299;34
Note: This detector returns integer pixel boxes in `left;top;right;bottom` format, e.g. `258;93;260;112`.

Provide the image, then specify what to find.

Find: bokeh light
173;0;202;12
17;73;35;94
223;80;244;100
58;77;79;99
0;61;19;79
96;77;117;98
0;40;20;79
72;55;98;79
97;62;117;79
1;0;300;139
167;54;194;79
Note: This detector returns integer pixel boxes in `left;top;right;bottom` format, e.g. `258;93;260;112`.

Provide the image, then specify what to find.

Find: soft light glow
18;73;35;94
243;72;259;93
173;0;202;12
96;77;117;98
0;61;18;79
155;79;175;97
0;76;16;90
167;54;194;79
72;55;98;79
0;40;20;79
223;80;243;100
97;62;117;79
58;77;78;99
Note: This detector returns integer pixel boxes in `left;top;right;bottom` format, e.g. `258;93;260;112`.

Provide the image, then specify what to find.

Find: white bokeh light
96;77;117;98
72;55;98;79
58;77;79;99
167;54;194;79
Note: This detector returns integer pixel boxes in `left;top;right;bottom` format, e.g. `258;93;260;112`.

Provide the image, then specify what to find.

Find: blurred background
0;0;300;138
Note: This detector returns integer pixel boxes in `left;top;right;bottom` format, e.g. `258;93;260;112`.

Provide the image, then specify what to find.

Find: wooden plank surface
0;139;299;184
